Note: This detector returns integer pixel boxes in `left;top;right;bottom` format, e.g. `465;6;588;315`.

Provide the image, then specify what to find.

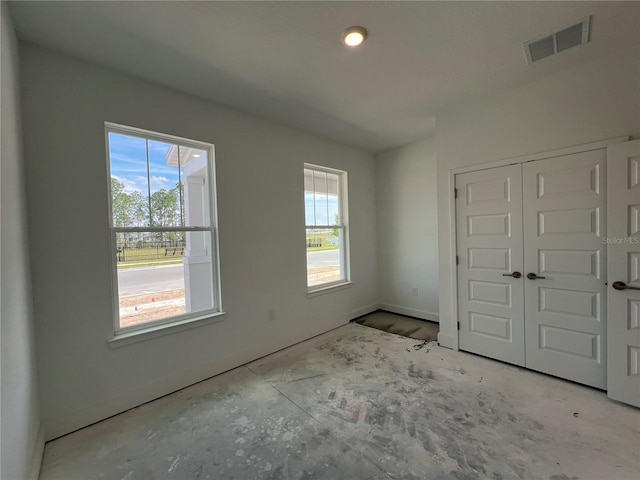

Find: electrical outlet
412;288;419;296
267;309;275;322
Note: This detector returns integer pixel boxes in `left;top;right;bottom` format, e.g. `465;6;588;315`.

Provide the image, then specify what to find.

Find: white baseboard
348;303;380;320
28;423;45;480
437;332;457;350
379;303;439;322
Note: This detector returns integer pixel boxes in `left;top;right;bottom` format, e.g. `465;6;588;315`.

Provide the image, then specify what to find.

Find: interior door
607;140;640;407
522;150;607;389
456;165;525;366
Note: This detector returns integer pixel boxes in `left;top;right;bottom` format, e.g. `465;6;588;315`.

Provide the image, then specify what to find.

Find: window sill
307;281;352;298
108;311;226;349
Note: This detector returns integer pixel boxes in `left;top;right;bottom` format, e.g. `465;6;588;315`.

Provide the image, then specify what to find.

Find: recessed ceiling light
342;26;367;47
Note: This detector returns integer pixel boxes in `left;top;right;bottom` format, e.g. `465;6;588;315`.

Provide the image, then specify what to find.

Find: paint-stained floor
39;324;639;480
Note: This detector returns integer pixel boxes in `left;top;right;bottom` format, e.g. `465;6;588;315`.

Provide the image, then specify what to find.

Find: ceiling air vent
523;16;590;64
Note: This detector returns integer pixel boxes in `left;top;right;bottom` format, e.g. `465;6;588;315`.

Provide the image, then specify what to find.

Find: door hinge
456;255;459;265
457;321;460;330
454;188;458;199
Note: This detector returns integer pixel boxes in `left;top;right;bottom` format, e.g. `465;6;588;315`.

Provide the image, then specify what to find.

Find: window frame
105;122;223;337
304;163;351;293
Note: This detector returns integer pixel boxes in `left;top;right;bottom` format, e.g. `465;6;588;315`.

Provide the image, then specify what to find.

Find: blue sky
109;132;181;194
305;193;339;226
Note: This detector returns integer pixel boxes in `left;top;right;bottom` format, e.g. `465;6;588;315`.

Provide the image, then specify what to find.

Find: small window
106;123;221;333
304;164;350;292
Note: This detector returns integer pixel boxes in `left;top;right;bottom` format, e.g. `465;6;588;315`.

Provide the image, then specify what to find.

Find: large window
304;164;350;291
106;123;221;333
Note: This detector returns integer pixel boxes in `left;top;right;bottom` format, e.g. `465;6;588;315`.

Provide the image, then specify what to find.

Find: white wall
375;138;439;321
0;6;43;480
436;47;640;348
20;45;378;440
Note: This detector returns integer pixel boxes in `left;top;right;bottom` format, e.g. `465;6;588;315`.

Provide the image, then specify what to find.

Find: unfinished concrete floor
40;323;639;480
356;311;439;341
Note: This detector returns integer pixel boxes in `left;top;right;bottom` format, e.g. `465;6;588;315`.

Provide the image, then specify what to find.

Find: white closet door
523;150;607;389
456;165;525;366
607;140;640;407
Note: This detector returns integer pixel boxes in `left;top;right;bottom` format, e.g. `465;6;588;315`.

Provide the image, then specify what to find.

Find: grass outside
116;246;184;269
118;259;183;269
306;232;340;252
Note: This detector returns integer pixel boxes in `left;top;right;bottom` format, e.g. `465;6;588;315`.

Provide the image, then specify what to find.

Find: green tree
151;189;179;227
111;178;134;228
128;190;148;244
130;191;147;227
151;187;181;245
113;178;185;246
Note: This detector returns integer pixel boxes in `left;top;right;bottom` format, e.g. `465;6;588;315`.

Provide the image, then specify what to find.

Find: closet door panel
607;139;640;407
456;165;525;366
523;149;607;389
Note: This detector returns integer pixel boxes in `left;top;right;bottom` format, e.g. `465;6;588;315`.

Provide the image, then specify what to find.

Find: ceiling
7;1;640;153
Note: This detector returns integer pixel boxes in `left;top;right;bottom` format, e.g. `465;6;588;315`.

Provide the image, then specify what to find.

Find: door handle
612;281;640;291
502;271;522;278
527;273;546;280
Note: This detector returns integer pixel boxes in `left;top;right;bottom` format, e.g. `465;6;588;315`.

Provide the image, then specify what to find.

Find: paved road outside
306;249;340;268
118;250;340;296
117;265;185;297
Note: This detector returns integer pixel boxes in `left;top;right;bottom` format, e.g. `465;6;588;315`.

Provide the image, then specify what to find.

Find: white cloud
150;175;171;190
112;174;144;194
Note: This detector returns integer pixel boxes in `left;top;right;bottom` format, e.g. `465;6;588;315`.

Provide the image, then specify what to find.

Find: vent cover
523;16;590;64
